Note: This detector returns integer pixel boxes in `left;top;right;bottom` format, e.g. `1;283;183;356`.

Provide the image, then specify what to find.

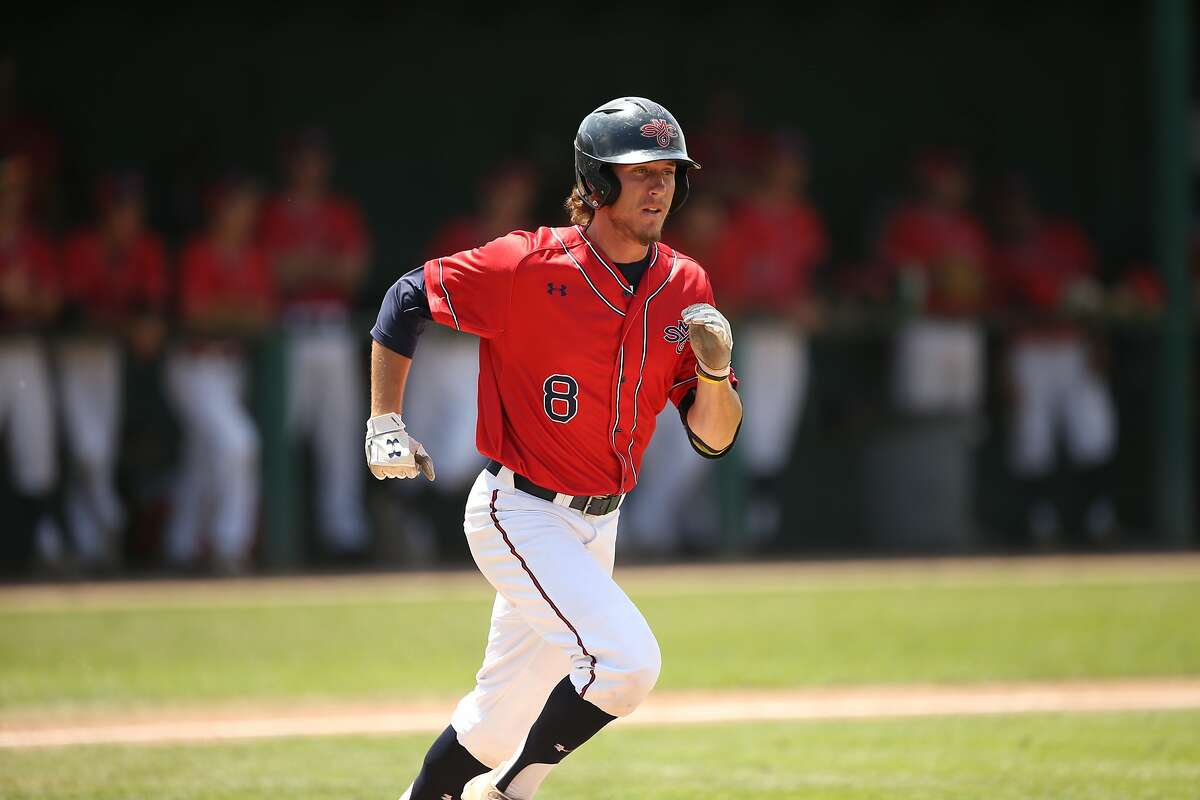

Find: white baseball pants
1008;338;1116;475
0;336;57;495
737;319;809;475
164;350;260;564
286;323;368;551
56;338;124;562
450;466;660;768
893;318;985;415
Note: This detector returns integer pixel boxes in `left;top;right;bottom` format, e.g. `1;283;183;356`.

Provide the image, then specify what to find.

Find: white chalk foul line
3;679;1199;749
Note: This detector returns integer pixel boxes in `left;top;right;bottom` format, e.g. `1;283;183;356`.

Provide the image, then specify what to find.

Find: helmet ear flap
669;164;691;214
574;153;620;210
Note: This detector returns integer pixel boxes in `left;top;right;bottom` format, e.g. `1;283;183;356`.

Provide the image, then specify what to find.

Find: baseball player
260;130;370;558
165;175;273;573
707;134;828;542
58;172;167;567
367;97;742;800
877;152;992;415
0;150;59;566
992;178;1117;543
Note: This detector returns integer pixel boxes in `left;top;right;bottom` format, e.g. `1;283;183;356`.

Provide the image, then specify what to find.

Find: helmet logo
640;119;676;148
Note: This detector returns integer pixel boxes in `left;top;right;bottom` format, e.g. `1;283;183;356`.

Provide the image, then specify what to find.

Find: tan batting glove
682;302;733;378
365;413;436;481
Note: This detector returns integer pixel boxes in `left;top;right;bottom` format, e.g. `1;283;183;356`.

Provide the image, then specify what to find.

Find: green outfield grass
1;560;1198;715
2;711;1197;799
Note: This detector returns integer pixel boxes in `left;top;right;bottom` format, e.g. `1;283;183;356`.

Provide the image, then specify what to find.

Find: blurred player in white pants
58;173;167;567
261;130;370;557
398;164;536;558
706;135;827;543
166;176;273;573
877;153;991;416
624;194;728;555
993;179;1117;544
0;151;59;567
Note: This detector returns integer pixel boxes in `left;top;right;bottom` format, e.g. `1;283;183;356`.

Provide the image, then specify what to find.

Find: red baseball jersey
61;229;167;319
177;237;273;321
878;205;992;316
707;200;827;316
423;224;732;497
260;194;367;309
0;227;57;330
993;221;1095;311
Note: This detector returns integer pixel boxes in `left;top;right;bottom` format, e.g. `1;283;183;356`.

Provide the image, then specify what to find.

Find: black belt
485;460;623;516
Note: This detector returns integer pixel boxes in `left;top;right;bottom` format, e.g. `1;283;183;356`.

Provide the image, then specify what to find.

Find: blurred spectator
0;150;59;567
878;151;991;414
399;162;536;560
0;54;61;226
260;129;370;559
623;194;732;557
687;88;767;204
992;178;1117;544
165;175;272;574
707;134;828;542
57;172;168;568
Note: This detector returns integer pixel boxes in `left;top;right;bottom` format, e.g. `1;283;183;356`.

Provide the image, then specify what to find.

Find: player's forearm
371;339;413;416
686;379;742;452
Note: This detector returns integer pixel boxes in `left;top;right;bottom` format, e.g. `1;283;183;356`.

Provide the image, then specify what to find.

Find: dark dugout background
11;3;1149;288
6;2;1179;555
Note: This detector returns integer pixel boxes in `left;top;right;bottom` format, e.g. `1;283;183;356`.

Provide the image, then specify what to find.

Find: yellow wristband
696;367;729;384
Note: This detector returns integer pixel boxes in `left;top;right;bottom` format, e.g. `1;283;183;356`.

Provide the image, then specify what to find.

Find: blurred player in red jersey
0;150;59;567
992;178;1117;544
707;133;828;541
878;151;992;414
621;192;731;557
58;172;168;568
260;129;370;559
399;162;538;561
165;175;273;574
0;55;61;226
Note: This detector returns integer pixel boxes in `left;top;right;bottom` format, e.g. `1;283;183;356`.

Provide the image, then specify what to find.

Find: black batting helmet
573;96;700;214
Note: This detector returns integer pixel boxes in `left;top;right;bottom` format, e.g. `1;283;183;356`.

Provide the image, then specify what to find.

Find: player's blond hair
564;187;594;226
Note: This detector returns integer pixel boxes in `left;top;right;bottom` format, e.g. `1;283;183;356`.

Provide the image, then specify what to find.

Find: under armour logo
554;743;572;753
442;795;452;800
547;282;567;296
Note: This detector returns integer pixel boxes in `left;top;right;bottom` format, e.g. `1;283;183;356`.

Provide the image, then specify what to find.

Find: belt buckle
585;495;615;516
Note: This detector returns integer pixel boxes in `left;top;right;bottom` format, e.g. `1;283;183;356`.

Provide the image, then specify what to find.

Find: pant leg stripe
488;489;598;698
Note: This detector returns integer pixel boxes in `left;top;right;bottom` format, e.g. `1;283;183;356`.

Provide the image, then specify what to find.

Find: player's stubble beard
611;207;666;247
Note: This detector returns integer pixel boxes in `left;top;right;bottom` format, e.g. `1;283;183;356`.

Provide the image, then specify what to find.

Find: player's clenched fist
682;303;733;379
365;413;436;481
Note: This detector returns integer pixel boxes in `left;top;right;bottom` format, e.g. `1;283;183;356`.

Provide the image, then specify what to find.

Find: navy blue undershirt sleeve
370;266;432;358
677;386;741;459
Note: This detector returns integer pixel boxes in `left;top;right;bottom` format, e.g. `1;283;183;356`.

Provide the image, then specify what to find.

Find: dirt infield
3;679;1199;749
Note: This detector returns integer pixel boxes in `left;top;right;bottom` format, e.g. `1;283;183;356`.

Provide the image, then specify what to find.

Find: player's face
609;161;676;245
0;155;30;221
215;188;260;244
106;199;144;244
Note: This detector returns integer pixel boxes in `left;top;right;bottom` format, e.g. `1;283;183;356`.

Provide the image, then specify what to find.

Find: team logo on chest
640;119;676;148
663;319;690;353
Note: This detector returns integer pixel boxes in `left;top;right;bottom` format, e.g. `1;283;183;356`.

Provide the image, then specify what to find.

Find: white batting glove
365;413;436;481
682;303;733;378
